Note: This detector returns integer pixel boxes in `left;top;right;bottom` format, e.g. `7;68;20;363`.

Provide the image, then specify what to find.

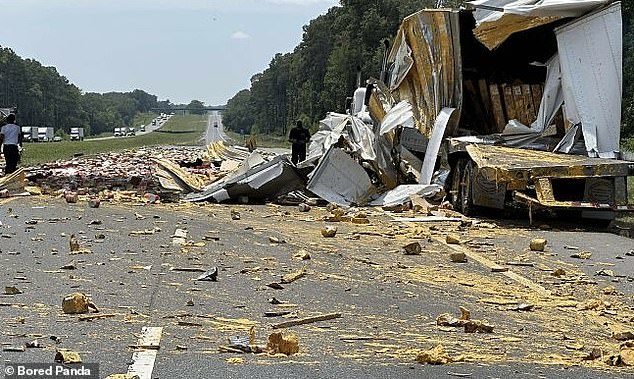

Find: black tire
460;160;475;216
450;159;465;210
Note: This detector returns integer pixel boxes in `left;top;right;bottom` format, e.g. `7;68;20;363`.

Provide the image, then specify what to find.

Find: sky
1;0;339;106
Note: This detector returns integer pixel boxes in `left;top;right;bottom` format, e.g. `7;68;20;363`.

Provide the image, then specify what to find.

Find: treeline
0;46;172;136
223;0;634;139
222;0;435;136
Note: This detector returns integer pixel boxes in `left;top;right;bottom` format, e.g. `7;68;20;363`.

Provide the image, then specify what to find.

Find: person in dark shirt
288;120;311;165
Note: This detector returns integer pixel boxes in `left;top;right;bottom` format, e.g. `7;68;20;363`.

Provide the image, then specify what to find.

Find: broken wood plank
338;335;389;341
280;268;305;284
271;313;342;329
531;84;543;118
512;85;527;124
78;313;116;321
464;80;488;132
489;84;506;131
3;346;26;352
522;84;536;123
506;261;535;267
478;79;495;132
502;84;517;121
170;267;207;272
218;345;246;354
177;321;202;327
264;310;293;317
435;236;551;297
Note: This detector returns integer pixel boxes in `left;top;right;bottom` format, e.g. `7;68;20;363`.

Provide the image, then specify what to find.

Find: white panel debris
556;2;622;158
306;148;375;206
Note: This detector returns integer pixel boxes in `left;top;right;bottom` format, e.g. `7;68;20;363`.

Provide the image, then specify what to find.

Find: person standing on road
0;114;23;175
288;120;311;165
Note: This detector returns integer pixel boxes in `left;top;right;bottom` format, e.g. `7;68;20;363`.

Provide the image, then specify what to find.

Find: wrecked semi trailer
367;0;633;219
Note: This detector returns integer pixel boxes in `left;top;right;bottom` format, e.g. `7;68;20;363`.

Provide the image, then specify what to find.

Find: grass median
20;114;208;167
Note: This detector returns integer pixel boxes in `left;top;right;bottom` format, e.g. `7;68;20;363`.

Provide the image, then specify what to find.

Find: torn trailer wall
378;1;623;156
364;1;631;216
467;0;613;49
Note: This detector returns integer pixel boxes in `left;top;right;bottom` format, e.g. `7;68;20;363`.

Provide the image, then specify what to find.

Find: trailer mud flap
471;167;506;209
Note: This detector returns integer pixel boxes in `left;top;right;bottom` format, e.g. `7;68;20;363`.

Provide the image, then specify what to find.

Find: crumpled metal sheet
205;141;250;162
468;0;613;50
367;80;395;125
469;0;611;21
555;2;622;158
419;108;456;185
386;9;462;137
307;113;377;162
369;184;442;207
472;14;562;50
379;100;415;135
306;147;376;206
531;54;564;133
151;158;205;193
185;155;304;203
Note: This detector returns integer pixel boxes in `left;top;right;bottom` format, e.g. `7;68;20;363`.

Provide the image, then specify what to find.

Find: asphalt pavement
0;196;633;378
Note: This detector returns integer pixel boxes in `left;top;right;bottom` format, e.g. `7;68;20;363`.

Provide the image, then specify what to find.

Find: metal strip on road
127;326;163;379
434;237;552;297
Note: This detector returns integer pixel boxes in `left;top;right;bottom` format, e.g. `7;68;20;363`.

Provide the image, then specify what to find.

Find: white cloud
230;31;251;40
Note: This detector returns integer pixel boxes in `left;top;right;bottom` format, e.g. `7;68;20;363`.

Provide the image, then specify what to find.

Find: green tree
222;89;255;134
187;100;206;115
0;46;167;137
223;0;436;135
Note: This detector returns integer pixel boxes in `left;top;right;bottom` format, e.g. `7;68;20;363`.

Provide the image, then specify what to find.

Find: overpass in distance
151;105;226;114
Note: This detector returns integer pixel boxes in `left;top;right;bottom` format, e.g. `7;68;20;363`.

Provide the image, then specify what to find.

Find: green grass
21;114;207;166
225;130;290;149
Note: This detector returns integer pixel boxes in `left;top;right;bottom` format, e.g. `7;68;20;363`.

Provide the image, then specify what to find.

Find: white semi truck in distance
37;127;54;142
21;126;38;142
70;127;84;141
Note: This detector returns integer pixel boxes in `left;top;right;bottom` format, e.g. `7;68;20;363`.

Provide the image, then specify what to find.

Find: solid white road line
127;326;163;379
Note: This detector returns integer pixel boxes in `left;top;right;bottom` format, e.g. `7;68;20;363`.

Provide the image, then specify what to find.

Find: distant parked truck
70;127;84;141
37;127;54;142
114;127;123;137
125;127;136;136
21;126;38;142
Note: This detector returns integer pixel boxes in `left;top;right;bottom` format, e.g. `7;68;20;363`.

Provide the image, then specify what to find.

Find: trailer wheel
450;159;465;210
459;160;475;216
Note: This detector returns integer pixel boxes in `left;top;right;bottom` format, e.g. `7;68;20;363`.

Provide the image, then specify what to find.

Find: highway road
205;111;228;145
0;195;632;379
87;115;171;141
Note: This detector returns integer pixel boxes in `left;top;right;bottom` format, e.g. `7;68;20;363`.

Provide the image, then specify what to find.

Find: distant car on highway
53;136;62;142
214;122;218;128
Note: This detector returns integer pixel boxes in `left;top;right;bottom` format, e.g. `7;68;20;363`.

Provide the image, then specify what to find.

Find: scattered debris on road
61;292;99;314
